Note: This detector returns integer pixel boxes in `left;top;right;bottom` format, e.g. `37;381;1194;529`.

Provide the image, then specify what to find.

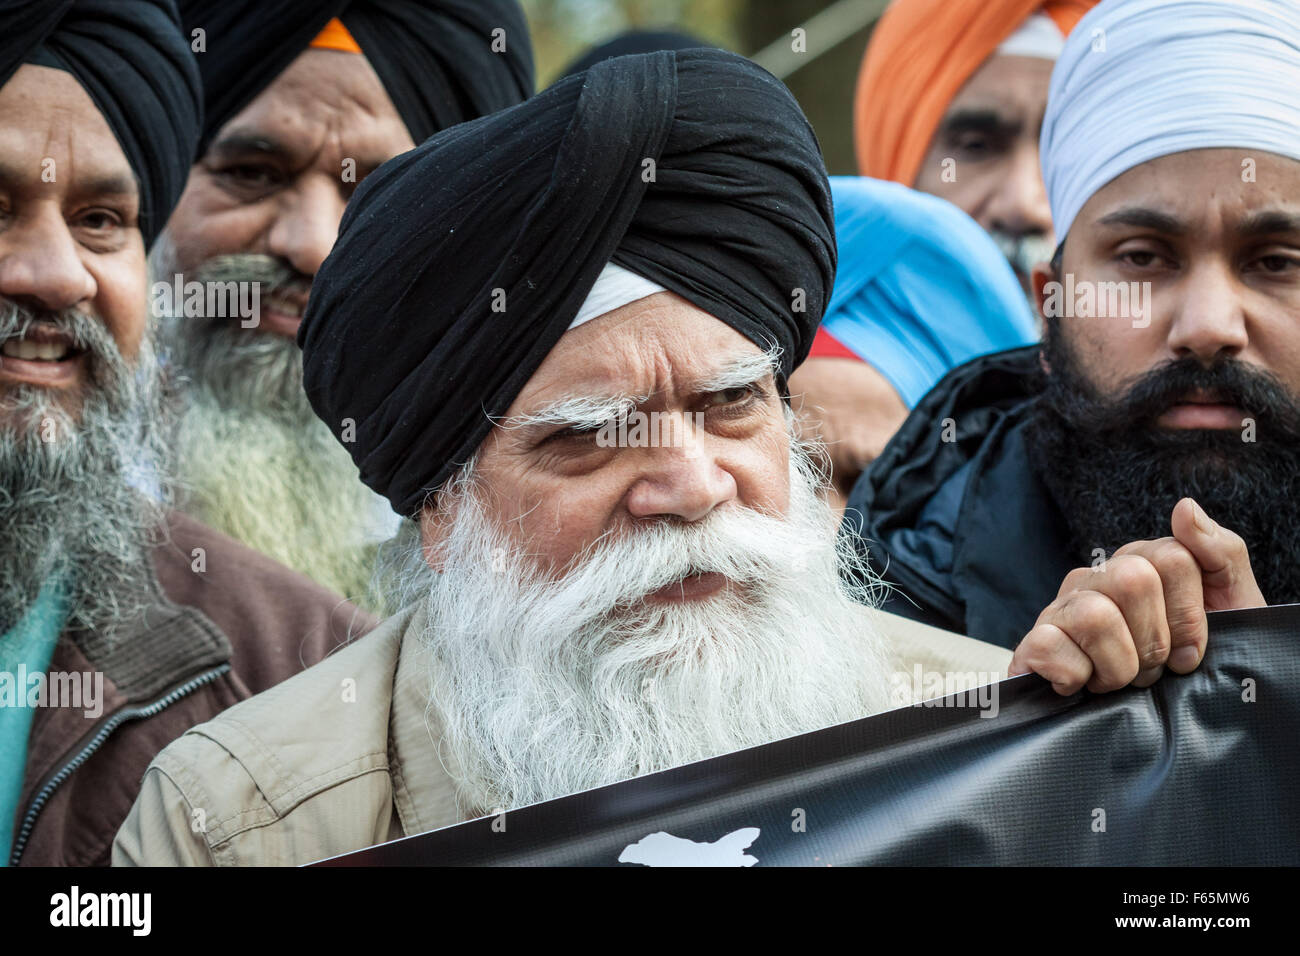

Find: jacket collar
19;513;232;828
387;600;470;836
952;417;1078;646
73;510;233;700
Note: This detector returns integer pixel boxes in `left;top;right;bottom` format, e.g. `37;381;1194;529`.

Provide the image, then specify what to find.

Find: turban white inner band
568;261;669;331
1042;0;1300;241
997;12;1065;61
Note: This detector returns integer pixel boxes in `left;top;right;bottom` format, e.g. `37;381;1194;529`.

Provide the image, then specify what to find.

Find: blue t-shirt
0;580;68;864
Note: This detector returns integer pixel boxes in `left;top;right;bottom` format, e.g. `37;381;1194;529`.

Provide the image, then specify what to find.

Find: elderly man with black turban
0;0;372;867
151;0;535;608
116;49;1262;867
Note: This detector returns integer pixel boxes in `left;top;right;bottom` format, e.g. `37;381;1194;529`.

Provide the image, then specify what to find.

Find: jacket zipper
8;663;232;866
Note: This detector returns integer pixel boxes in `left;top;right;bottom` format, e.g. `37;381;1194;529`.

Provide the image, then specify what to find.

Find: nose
265;176;346;278
985;141;1054;241
624;415;738;523
0;207;96;311
1165;260;1249;365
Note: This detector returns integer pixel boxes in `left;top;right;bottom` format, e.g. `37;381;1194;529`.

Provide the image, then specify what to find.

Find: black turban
177;0;535;155
0;0;201;248
300;48;836;517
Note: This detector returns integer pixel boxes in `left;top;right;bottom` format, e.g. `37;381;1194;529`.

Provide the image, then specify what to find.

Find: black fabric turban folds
0;0;201;248
300;49;837;517
177;0;536;154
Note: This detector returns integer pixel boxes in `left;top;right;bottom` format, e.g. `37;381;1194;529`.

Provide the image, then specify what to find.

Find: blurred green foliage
519;0;881;175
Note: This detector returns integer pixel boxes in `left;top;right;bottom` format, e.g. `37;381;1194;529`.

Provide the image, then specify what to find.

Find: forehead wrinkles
0;87;125;176
221;55;405;171
278;52;398;127
536;329;749;414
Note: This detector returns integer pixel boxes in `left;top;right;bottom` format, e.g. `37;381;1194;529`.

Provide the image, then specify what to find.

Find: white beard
407;437;896;816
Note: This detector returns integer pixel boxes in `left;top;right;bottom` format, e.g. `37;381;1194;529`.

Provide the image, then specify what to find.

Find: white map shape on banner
618;827;760;867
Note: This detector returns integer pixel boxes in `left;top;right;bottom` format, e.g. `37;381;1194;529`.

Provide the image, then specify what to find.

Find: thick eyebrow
500;348;780;436
500;393;641;433
939;109;1022;138
205;131;293;162
0;163;136;200
204;130;392;184
694;348;780;394
69;172;138;200
1235;210;1300;240
1094;206;1188;236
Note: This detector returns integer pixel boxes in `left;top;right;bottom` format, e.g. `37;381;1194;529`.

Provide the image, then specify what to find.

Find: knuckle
1059;566;1094;595
1151;539;1199;579
1106;556;1162;604
1017;626;1070;675
1067;590;1122;638
1071;590;1123;629
1225;530;1251;564
1112;538;1152;559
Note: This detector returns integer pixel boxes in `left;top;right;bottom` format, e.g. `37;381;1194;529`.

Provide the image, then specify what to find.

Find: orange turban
854;0;1096;184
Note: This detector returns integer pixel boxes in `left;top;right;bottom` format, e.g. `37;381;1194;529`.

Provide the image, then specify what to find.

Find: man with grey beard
153;0;534;606
154;250;398;609
0;0;373;867
116;49;1265;867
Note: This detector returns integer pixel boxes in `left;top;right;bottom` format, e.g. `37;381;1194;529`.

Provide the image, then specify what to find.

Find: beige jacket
112;603;1012;867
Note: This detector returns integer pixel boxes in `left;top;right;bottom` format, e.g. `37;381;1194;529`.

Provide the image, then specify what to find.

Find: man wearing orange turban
152;2;535;609
854;0;1096;288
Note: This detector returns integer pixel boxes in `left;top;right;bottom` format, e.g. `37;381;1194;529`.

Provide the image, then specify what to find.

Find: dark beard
1024;329;1300;605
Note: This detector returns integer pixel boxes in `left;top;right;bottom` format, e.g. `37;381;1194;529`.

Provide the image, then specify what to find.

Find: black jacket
842;346;1081;649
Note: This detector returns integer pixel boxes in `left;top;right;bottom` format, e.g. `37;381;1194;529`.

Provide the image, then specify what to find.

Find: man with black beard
153;0;534;607
844;0;1300;648
0;0;371;867
792;0;1101;510
1028;327;1300;609
116;49;1262;866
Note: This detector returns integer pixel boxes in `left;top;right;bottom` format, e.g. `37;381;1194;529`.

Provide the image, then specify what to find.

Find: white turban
1041;0;1300;241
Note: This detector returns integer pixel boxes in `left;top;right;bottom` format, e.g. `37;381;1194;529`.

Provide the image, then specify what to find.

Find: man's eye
707;386;755;407
218;165;281;189
76;210;122;232
548;418;615;443
1251;254;1298;274
556;423;602;439
954;133;990;154
1119;250;1160;268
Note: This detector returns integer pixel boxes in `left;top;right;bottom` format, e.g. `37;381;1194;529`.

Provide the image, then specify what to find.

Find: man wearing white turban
843;0;1300;649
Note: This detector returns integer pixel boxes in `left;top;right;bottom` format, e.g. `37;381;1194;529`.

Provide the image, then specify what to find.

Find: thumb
1170;498;1266;611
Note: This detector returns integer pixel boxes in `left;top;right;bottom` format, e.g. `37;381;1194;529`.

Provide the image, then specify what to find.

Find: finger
1112;537;1206;675
1170;498;1266;611
1045;589;1140;692
1010;622;1094;695
1087;554;1171;683
1053;565;1097;600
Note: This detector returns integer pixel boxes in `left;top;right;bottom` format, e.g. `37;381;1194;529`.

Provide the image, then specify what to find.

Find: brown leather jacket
10;511;375;866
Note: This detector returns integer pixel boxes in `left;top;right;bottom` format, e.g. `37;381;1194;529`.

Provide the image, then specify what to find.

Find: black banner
317;604;1300;866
